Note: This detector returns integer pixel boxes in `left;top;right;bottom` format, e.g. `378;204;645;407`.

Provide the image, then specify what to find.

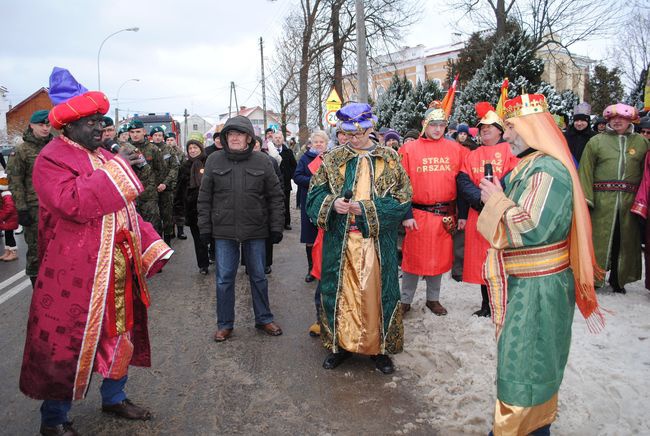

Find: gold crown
504;94;549;119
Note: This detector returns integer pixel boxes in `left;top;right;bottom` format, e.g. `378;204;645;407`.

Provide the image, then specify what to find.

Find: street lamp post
114;78;140;128
97;27;139;91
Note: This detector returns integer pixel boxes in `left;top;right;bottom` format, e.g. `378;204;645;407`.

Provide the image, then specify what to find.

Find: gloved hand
270;231;283;244
199;233;212;246
18;209;32;226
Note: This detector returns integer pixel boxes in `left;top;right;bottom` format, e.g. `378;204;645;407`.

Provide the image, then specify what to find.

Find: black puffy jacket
197;149;284;241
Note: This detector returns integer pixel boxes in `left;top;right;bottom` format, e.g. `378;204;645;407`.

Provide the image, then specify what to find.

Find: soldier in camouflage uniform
151;126;180;244
7;110;53;286
127;120;164;235
166;131;187;239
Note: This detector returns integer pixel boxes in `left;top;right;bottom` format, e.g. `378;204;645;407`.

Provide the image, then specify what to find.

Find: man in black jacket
198;116;285;342
271;131;297;230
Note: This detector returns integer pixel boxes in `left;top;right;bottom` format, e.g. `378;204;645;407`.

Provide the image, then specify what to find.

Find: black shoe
452;274;462;282
612;286;627;294
323;350;351;369
372;354;395;374
199;267;209;275
177;233;187;240
40;422;79;436
305;273;315;282
472;307;491;317
284;224;292;230
264;266;272;274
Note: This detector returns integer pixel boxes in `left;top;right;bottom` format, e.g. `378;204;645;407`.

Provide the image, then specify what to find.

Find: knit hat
456;123;470;135
383;129;401;142
404;129;420;141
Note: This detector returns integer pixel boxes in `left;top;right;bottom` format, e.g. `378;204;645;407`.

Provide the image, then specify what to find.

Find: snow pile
394;275;650;435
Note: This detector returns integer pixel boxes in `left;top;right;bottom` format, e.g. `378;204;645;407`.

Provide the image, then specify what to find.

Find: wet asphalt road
0;208;438;435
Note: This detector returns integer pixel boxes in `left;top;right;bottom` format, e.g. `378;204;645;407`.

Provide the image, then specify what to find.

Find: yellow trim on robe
336;151;383;355
493;393;558;436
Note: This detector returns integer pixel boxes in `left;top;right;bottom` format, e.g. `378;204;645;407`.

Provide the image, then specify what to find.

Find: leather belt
412;202;456;216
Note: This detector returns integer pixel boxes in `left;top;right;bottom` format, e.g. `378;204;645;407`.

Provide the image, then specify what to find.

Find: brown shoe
255;321;283;336
101;398;151;420
213;328;233;342
400;303;411;314
426;300;448;316
0;248;9;261
40;422;79;436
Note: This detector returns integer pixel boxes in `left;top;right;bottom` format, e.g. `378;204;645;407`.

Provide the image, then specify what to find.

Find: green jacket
578;128;649;287
7;128;53;210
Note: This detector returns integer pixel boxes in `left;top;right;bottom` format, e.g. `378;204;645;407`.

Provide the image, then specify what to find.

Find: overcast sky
2;0;605;121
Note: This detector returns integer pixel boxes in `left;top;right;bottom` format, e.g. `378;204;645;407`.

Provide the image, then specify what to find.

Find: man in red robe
19;68;172;436
399;102;469;315
457;103;518;317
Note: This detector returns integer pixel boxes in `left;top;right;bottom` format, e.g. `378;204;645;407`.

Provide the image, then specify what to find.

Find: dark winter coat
197;150;284;241
276;144;297;192
175;155;207;227
565;124;595;163
293;149;319;244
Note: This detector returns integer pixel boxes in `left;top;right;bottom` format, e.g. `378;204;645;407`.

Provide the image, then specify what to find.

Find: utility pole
228;82;240;119
355;0;368;103
260;37;268;131
183;108;189;145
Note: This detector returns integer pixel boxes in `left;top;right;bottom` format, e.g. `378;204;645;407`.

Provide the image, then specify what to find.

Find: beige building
344;40;593;103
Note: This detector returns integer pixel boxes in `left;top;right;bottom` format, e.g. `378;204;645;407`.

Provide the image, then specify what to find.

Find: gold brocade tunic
336;150;382;355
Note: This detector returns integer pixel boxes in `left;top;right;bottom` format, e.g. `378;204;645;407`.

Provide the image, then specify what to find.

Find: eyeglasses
347;129;369;139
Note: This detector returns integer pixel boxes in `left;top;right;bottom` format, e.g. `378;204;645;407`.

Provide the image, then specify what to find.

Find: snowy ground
393;274;650;435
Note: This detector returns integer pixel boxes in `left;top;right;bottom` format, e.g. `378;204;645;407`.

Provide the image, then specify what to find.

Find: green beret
118;124;129;134
30;109;50;124
165;132;176;139
149;126;165;136
128;119;144;130
102;116;114;127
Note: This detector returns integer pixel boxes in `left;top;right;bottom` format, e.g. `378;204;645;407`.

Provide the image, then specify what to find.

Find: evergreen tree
453;30;544;126
537;83;579;116
376;74;413;129
588;64;625;115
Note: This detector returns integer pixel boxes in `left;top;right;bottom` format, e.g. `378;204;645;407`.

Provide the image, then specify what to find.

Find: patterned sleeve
306;163;337;230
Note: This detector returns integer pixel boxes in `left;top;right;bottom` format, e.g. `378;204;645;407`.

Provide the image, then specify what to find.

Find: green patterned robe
578;130;649;287
306;144;412;354
492;153;575;407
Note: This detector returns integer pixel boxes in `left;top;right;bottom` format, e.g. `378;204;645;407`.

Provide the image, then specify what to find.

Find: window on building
192;124;198;131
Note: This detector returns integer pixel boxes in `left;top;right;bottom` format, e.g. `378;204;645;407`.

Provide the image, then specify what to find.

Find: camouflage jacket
7;129;53;210
155;142;180;191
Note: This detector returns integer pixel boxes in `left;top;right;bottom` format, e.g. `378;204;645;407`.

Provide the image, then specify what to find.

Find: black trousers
283;189;291;226
189;222;209;269
609;216;622;288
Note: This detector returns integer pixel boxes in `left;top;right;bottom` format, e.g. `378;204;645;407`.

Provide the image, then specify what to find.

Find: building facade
5;88;54;142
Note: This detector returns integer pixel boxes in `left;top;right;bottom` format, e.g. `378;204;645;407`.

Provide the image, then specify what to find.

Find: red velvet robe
461;142;518;283
399;137;468;275
19;136;172;401
632;151;650;290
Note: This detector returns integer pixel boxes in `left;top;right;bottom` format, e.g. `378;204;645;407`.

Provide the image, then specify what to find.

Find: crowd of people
6;65;650;436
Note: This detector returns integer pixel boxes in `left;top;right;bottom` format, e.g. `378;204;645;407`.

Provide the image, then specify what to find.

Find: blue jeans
40;376;128;426
215;239;273;329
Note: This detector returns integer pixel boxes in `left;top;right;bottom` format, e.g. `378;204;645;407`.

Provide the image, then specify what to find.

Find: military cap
128;119;144;130
149;126;165;136
165;131;177;139
102;116;114;127
30;109;50;124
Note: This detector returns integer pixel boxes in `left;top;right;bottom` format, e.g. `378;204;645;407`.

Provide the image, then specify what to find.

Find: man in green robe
306;103;412;374
478;94;602;435
578;103;649;293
